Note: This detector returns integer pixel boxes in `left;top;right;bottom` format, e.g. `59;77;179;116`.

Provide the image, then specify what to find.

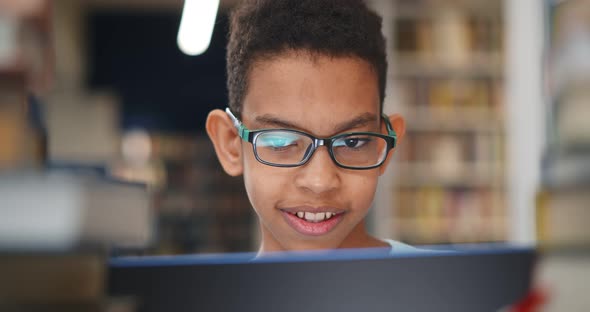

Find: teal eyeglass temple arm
381;113;397;139
226;107;251;141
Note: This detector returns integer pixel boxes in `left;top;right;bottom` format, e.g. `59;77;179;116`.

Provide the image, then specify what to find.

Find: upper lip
279;206;346;214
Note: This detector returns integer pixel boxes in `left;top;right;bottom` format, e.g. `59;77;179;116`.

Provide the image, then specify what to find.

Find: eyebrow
254;112;378;135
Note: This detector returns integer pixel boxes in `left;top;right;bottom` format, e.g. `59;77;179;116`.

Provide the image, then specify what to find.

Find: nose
293;146;341;195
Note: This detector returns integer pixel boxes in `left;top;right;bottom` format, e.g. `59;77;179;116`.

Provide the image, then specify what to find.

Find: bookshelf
0;1;53;171
0;3;145;310
370;0;508;244
536;0;590;250
121;134;254;254
534;4;590;310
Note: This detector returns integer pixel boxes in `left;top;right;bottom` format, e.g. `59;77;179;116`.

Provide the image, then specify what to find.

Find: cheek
344;172;380;208
242;151;284;212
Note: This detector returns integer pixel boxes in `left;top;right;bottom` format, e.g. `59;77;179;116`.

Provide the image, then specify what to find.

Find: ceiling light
177;0;220;56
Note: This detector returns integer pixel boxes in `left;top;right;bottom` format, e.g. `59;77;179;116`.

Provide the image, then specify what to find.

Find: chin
281;238;343;252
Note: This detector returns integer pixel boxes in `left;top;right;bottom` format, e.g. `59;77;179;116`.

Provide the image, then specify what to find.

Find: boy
206;0;409;254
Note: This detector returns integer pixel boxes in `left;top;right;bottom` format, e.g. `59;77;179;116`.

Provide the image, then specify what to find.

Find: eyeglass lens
254;130;388;168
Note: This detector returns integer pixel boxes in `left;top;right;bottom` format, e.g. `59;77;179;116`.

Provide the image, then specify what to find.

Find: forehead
241;52;380;134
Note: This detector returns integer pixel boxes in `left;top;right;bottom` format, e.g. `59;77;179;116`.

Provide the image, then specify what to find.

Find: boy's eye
333;136;370;149
257;133;298;148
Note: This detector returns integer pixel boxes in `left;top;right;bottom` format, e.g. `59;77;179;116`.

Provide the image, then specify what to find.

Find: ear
379;113;406;176
205;109;244;176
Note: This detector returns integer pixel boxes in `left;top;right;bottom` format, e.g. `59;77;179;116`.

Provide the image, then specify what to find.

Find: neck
257;221;388;254
337;222;388;249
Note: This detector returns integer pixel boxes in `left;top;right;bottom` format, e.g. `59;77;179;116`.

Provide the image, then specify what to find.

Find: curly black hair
226;0;387;117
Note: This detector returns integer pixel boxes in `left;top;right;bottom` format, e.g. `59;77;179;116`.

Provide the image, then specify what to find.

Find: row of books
395;77;503;112
107;131;256;254
394;12;502;66
392;186;506;244
148;136;254;253
397;132;504;165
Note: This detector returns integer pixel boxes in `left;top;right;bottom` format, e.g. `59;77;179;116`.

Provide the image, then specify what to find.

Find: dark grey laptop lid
109;246;535;312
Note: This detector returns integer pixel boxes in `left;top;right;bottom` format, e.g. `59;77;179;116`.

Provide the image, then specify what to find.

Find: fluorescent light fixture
177;0;220;56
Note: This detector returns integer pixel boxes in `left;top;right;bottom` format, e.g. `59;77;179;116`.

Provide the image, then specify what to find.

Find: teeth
316;212;325;221
293;211;337;222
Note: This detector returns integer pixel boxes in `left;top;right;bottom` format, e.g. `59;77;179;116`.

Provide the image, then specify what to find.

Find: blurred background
0;0;589;310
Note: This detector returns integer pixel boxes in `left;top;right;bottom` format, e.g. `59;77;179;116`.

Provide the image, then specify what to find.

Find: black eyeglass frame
225;107;397;170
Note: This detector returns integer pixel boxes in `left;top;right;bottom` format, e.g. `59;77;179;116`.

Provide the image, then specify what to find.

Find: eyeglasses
226;108;397;170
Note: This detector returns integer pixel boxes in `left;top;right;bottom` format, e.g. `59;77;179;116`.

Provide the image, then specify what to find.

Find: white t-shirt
382;239;422;255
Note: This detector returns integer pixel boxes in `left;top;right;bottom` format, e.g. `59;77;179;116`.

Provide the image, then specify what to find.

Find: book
0;252;105;303
537;188;590;248
0;252;138;311
0;172;153;250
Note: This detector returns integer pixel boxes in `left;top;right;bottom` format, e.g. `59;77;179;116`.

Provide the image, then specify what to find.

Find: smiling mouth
280;208;345;236
287;211;342;223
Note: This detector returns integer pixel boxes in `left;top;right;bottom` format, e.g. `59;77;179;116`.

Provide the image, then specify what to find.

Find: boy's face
208;52;404;252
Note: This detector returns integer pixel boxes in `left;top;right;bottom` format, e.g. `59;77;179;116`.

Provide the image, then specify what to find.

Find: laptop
109;245;536;312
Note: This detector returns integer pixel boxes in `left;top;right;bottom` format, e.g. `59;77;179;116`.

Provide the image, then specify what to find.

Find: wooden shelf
392;53;503;78
394;217;507;244
393;0;502;19
393;162;504;188
400;107;504;133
